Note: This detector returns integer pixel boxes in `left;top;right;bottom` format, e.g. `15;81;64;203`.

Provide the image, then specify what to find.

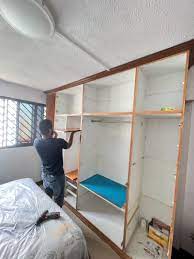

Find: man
34;119;79;207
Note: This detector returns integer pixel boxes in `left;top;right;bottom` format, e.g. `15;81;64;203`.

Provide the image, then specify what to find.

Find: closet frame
46;42;193;259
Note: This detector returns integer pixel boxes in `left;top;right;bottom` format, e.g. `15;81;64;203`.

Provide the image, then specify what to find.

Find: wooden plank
136;110;182;115
168;50;190;259
135;110;182;118
46;93;56;123
64;200;131;259
189;45;194;68
83;112;133;117
66;169;78;181
55;113;82;117
56;128;81;133
76;85;84;210
45;40;194;94
67;189;77;198
123;68;139;250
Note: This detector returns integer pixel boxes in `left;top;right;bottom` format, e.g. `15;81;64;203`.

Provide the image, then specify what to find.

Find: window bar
19;114;35;131
6;99;8;147
33;105;37;140
20;102;35;116
16;101;19;144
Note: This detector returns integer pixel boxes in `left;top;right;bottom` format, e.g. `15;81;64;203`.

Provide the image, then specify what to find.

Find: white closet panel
78;191;125;248
142;158;176;207
144;119;179;161
84;69;136;113
80;116;131;185
139;195;172;226
144;72;184;111
128;117;145;212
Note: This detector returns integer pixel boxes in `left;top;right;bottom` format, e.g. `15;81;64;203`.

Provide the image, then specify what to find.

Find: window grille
0;97;46;148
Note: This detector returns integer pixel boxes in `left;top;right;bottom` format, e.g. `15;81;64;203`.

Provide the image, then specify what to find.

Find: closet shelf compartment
80;174;127;210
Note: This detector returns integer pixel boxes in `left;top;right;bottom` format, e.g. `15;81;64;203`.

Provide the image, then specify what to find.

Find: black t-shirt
34;138;68;176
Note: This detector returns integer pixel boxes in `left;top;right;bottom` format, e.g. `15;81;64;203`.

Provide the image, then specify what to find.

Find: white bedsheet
0;178;89;259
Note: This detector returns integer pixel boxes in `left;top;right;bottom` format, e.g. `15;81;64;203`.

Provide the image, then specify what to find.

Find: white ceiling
0;0;193;91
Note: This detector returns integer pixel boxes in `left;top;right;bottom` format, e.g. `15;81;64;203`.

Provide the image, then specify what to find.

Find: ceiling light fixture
0;0;55;39
0;0;110;70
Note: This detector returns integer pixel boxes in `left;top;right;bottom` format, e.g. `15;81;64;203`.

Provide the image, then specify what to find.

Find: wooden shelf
135;110;182;118
56;113;82;117
67;188;77;198
83;112;133;117
56;128;81;133
66;170;78;180
67;181;77;190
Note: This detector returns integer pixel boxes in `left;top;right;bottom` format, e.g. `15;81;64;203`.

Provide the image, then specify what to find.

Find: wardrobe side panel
127;117;145;216
135;68;147;112
140;118;180;225
95;121;131;185
79;117;98;182
64;117;81;173
83;85;97;113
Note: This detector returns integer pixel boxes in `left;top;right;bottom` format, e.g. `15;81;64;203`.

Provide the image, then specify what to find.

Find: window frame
0;96;46;149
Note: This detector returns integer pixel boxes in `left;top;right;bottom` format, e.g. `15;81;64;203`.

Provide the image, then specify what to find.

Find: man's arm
53;130;80;149
66;130;80;149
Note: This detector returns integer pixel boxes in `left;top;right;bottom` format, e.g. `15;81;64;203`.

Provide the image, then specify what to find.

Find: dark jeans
42;174;65;207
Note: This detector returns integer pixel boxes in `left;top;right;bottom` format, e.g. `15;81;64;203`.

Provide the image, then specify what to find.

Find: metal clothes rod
91;120;131;124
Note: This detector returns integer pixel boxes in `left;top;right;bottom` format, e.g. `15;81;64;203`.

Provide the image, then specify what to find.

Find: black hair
39;119;53;135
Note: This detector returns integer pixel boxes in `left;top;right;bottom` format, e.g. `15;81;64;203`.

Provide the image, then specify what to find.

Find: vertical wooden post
46;93;56;124
168;51;190;259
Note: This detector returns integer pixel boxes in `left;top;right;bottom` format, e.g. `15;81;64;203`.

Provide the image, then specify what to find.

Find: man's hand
52;131;58;138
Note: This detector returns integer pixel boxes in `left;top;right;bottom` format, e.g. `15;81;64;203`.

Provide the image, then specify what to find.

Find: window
0;97;46;148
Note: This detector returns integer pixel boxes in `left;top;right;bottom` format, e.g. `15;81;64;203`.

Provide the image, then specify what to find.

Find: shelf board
66;170;78;181
67;188;77;198
83;112;133;117
56;113;82;117
55;128;81;133
135;110;182;118
80;174;126;211
67;181;77;190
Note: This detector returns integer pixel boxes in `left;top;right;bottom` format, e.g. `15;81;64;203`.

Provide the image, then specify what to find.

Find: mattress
0;178;89;259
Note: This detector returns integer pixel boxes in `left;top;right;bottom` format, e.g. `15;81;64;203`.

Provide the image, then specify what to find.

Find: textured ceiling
0;0;193;91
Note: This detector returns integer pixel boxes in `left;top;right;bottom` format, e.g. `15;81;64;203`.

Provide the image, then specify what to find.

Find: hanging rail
91;119;131;124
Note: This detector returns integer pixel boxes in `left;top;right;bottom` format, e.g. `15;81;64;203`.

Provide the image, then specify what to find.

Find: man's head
39;119;53;137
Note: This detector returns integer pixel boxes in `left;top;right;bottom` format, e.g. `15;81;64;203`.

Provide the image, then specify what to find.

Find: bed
0;178;89;259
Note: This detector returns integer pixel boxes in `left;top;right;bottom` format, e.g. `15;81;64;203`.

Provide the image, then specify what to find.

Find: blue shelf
80;174;127;209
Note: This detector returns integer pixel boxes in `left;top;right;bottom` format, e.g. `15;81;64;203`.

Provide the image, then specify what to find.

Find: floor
63;205;120;259
63;205;194;259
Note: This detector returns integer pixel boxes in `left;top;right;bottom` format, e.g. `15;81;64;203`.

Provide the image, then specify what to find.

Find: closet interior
52;52;189;259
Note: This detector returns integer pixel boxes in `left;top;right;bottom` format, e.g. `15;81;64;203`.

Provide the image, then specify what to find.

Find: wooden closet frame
46;40;193;259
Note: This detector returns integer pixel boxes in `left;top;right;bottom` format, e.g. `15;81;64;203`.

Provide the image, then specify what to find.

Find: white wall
174;65;194;255
180;102;194;255
0;79;46;184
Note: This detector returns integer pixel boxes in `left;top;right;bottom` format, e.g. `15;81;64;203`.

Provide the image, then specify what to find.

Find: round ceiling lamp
0;0;55;39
